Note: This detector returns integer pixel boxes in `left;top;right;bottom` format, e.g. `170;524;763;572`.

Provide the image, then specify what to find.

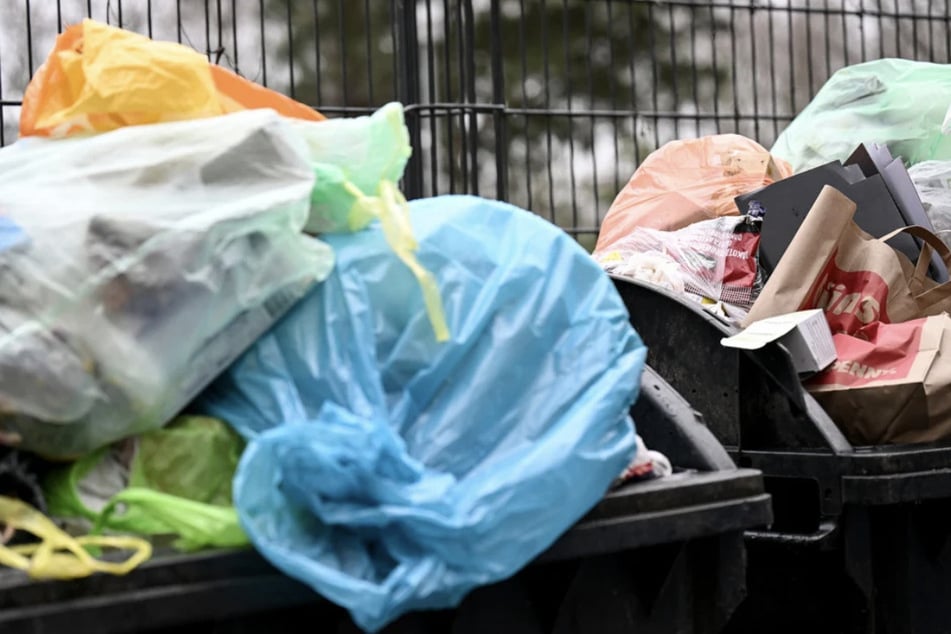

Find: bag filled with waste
201;195;647;631
0;109;332;459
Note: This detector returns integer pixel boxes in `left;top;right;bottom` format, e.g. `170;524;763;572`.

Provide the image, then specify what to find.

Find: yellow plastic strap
377;182;450;342
0;496;151;580
342;181;450;343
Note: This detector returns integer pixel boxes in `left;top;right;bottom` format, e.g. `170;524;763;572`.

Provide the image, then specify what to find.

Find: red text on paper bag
801;250;891;335
808;318;925;388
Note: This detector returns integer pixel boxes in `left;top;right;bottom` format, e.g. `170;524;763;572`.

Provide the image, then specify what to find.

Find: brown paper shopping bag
744;185;951;334
806;315;951;445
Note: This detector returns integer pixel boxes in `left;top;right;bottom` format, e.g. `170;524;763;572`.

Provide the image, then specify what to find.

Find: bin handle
744;520;838;547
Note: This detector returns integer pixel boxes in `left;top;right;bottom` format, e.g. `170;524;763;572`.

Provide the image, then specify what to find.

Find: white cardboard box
720;309;837;375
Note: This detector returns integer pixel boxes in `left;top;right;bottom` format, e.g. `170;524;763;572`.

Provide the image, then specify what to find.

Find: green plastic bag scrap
772;59;951;173
43;416;248;552
290;103;449;342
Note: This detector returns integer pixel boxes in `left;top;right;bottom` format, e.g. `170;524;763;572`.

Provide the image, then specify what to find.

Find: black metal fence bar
0;0;950;247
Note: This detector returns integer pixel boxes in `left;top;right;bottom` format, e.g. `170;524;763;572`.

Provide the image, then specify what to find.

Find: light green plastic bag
44;416;247;552
772;59;951;173
290;103;449;342
288;102;412;234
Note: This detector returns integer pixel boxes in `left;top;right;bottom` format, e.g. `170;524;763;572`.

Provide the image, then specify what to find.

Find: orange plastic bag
20;19;323;139
595;134;792;252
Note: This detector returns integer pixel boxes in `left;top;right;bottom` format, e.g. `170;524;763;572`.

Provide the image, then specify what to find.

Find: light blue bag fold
200;195;647;632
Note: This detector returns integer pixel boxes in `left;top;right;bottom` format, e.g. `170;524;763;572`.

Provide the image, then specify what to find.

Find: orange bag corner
595;134;793;252
19;18;324;139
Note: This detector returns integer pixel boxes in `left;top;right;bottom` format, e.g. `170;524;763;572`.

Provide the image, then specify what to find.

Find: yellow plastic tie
342;181;450;343
0;496;151;580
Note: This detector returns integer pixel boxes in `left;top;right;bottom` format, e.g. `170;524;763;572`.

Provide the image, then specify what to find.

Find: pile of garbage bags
11;14;951;634
598;57;951;448
0;18;657;634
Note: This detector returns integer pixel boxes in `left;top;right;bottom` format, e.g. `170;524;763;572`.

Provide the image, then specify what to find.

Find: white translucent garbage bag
0;109;333;458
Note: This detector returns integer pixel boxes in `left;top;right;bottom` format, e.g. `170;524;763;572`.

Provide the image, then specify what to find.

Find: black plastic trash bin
613;276;951;634
0;366;771;634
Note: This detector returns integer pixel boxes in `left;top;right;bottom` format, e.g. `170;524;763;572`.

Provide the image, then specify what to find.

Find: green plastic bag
44;416;247;552
290;103;449;342
288;102;411;234
772;59;951;173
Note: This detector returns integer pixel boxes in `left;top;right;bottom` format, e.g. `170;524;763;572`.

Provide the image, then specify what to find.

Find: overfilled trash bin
613;276;951;634
0;365;770;634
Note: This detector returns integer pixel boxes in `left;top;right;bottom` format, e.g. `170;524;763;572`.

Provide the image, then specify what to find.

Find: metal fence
1;0;950;248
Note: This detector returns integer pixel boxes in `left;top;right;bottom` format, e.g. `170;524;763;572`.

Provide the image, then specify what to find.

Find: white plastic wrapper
909;160;951;250
595;213;765;311
0;110;333;458
610;251;687;295
614;434;673;486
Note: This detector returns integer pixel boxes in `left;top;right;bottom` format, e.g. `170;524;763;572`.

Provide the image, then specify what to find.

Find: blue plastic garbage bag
200;195;647;631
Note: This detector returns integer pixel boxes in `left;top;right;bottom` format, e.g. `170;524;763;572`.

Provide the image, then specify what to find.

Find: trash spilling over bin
199;195;648;632
593;64;951;629
24;11;951;634
595;211;766;323
612;273;951;634
0;365;772;634
603;147;951;634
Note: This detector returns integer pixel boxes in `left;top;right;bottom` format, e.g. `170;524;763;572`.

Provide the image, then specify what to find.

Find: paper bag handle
879;225;951;288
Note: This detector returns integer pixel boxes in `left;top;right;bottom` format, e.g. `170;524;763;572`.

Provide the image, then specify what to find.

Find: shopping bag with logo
744;185;951;443
806;315;951;445
744;185;951;333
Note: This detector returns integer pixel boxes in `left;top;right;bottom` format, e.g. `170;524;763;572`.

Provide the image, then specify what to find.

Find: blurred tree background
266;0;726;247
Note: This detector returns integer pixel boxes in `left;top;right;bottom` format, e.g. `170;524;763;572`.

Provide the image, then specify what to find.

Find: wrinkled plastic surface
44;416;247;551
595;214;765;310
772;59;951;173
200;195;646;632
0;109;332;459
596;134;790;251
19;19;324;139
909;160;951;249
